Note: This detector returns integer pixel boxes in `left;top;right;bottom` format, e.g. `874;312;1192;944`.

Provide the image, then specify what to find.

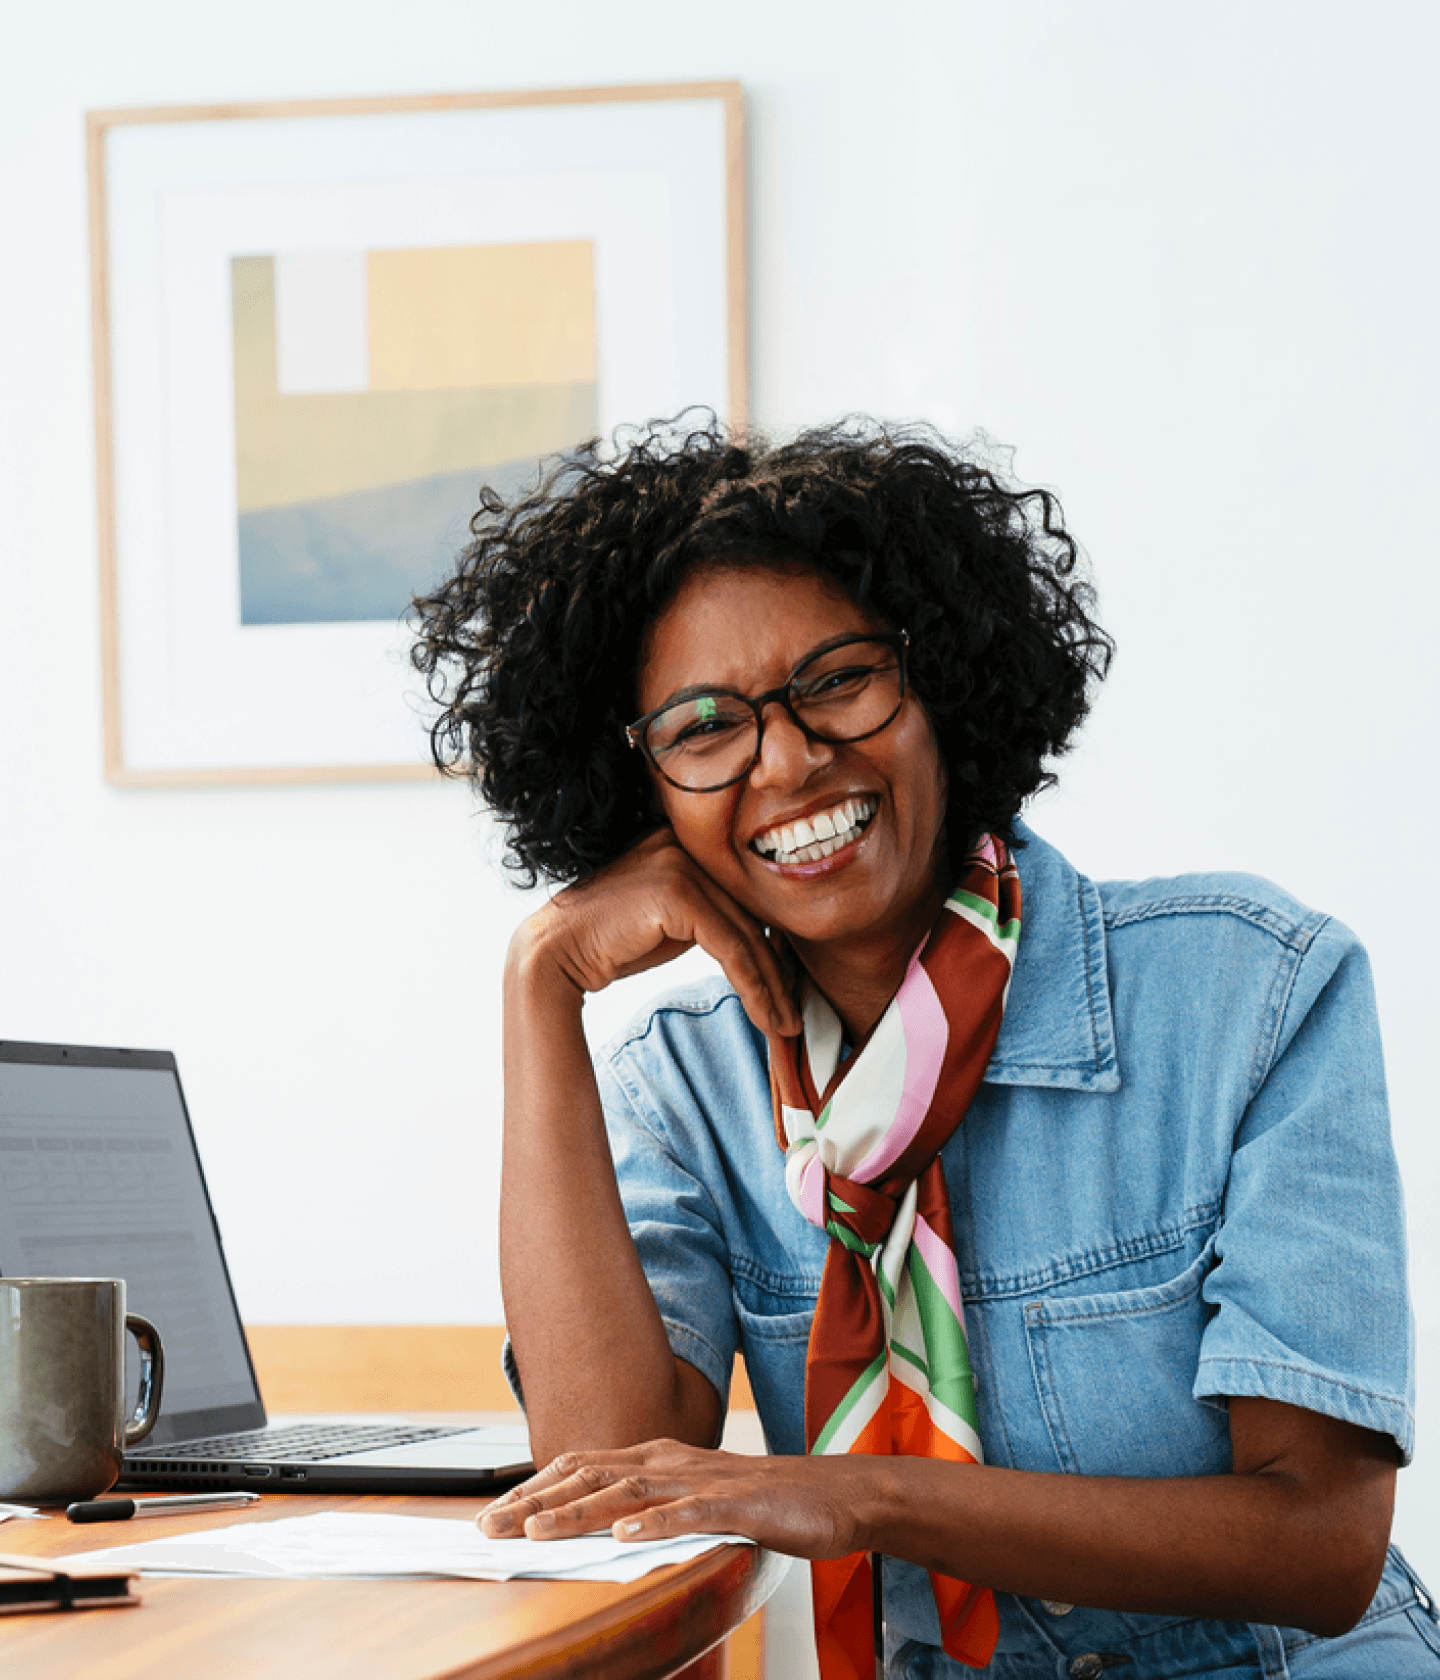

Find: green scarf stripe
878;1266;897;1310
949;887;1000;926
810;1352;888;1455
907;1249;981;1430
825;1220;878;1257
815;1098;833;1131
949;889;1020;948
890;1340;929;1381
828;1192;858;1215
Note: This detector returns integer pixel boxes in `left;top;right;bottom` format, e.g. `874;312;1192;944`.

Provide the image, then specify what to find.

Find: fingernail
621;1519;643;1536
486;1511;515;1534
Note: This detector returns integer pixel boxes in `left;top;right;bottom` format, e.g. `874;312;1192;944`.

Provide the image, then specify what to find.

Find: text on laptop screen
0;1059;258;1425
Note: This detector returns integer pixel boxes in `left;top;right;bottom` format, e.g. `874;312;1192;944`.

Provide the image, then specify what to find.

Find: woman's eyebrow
649;632;880;713
649;680;746;711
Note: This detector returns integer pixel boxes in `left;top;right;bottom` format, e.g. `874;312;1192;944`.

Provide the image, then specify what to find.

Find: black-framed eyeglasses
626;630;910;793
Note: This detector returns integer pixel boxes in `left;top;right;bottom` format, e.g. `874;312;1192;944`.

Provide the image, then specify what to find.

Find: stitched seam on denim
1035;1255;1210;1325
1024;1305;1078;1473
1283;1592;1418;1654
1389;1546;1439;1618
1077;872;1106;1070
603;1066;735;1257
958;1139;1020;1472
1244;925;1311;1107
979;1058;1112;1072
729;1252;824;1297
1195;1355;1418;1421
604;988;740;1060
660;1316;728;1384
1103;894;1324;951
735;1315;813;1343
961;1202;1220;1300
966;1283;1019;1471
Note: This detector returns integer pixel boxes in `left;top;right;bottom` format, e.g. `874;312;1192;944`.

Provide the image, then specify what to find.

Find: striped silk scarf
768;835;1021;1680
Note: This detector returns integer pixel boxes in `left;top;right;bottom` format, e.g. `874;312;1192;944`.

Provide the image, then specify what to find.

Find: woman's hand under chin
479;1438;873;1561
509;828;802;1039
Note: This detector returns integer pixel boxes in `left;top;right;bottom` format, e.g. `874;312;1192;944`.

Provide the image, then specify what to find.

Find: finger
636;834;796;1029
481;1451;674;1537
480;1454;618;1535
614;1493;717;1542
518;1469;682;1539
679;876;801;1036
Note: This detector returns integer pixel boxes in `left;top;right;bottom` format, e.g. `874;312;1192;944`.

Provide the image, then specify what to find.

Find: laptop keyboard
146;1422;471;1464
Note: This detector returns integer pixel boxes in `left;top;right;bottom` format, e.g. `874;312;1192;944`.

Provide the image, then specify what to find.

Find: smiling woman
409;418;1435;1680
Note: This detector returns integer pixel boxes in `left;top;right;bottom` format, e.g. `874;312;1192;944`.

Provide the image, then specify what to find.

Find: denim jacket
594;824;1435;1676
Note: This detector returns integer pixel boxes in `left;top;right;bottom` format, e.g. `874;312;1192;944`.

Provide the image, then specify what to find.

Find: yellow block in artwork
368;241;596;391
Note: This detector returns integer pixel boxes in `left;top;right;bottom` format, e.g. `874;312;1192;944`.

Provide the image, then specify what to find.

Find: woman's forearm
857;1422;1395;1635
500;933;719;1464
484;1401;1396;1637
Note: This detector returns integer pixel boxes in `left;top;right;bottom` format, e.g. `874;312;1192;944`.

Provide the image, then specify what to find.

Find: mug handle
124;1313;166;1447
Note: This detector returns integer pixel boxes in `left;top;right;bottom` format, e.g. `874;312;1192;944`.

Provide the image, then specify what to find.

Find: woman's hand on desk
481;1403;1398;1635
480;1438;867;1559
511;829;801;1038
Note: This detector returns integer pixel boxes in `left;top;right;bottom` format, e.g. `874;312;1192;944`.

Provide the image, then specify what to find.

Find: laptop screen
0;1042;263;1444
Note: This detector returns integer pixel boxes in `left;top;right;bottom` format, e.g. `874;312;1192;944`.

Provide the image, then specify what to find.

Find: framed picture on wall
88;83;746;786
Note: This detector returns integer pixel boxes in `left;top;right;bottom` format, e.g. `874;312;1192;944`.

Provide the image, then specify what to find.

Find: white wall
3;0;1438;1572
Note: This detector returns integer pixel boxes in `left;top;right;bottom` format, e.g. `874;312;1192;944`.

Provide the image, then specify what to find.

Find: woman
410;419;1434;1678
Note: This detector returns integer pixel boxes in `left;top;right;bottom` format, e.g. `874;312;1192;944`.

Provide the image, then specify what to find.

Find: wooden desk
0;1491;786;1680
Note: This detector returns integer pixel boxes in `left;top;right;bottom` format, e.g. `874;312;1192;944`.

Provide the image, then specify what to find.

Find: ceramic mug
0;1277;165;1502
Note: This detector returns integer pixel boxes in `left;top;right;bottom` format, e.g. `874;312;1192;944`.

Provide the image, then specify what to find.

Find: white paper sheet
63;1511;751;1583
0;1504;42;1522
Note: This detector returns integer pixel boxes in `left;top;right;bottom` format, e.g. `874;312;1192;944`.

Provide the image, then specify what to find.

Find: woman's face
636;563;950;958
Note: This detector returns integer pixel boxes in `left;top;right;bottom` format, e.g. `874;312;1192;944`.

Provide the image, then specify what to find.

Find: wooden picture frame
88;83;747;786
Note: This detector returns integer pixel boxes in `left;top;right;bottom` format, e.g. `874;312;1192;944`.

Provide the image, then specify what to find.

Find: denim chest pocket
732;1271;817;1343
731;1276;818;1458
1022;1238;1231;1479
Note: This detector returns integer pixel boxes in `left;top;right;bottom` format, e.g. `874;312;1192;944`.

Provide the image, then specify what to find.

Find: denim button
1068;1657;1104;1680
1041;1600;1075;1616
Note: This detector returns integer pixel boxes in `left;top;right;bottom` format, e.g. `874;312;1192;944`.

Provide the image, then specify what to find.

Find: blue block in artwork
237;458;539;626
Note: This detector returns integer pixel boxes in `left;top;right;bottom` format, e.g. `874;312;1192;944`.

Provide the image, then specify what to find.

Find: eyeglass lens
645;637;905;791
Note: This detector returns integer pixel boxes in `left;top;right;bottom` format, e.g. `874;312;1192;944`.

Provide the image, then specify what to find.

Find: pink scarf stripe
913;1212;967;1329
852;952;950;1181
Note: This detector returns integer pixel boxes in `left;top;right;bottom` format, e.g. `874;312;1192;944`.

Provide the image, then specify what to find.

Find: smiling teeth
753;797;878;865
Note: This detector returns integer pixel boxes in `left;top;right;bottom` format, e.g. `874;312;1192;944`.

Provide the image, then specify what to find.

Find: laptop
0;1039;532;1494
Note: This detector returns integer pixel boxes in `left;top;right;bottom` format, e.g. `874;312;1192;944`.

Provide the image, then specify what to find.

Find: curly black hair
410;415;1114;886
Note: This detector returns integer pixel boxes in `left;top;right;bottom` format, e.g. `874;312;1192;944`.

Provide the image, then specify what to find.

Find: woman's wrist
845;1454;935;1558
504;908;587;1015
797;1453;920;1559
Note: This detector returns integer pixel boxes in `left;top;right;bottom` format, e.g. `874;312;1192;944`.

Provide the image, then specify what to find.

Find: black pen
66;1492;261;1523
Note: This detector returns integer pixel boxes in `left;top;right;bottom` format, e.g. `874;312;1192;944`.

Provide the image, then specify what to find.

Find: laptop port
279;1469;307;1480
242;1465;277;1478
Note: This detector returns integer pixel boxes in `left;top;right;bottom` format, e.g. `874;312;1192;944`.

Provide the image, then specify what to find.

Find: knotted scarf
768;834;1021;1679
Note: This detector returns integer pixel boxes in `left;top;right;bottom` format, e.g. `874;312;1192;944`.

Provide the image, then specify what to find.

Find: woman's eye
800;665;872;699
676;714;742;744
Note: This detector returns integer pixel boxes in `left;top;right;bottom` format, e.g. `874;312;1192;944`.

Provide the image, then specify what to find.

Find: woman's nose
749;701;832;787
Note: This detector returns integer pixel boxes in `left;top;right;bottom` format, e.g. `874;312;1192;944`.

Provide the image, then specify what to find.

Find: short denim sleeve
594;1015;743;1420
1195;916;1416;1461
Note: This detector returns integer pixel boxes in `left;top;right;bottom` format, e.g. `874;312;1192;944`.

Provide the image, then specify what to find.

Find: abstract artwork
232;242;598;625
89;84;744;783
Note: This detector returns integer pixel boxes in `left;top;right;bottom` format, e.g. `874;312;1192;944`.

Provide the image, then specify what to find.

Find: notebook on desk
0;1040;532;1495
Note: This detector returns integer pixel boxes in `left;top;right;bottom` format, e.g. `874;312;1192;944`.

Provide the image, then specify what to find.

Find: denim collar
985;820;1120;1092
